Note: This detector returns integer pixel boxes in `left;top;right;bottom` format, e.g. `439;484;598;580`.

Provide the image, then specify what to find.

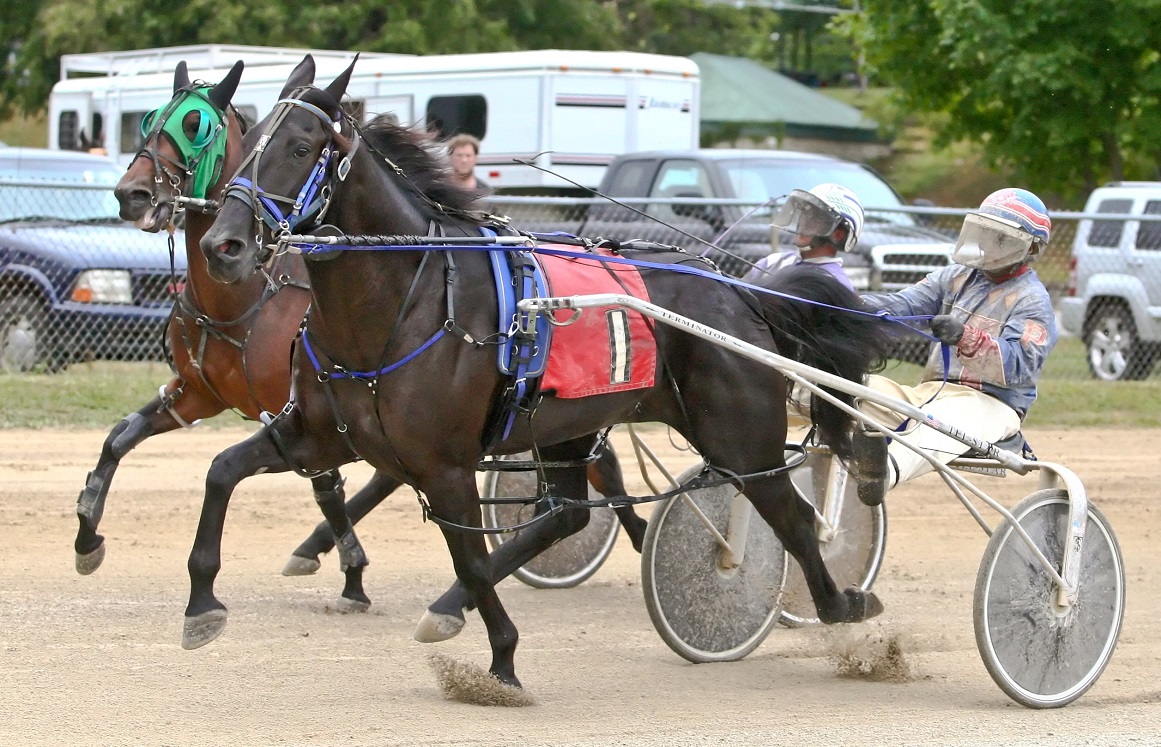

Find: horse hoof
281;554;321;576
182;609;228;650
845;586;884;622
75;542;106;576
413;611;466;643
335;596;371;614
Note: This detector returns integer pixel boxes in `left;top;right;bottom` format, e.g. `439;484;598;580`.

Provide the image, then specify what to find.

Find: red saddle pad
538;249;658;399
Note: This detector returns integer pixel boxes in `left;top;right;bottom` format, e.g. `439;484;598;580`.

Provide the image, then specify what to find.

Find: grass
0;361;257;430
0;338;1157;429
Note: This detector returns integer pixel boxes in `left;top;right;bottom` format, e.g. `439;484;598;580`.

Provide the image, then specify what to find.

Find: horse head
201;54;483;285
113;60;247;232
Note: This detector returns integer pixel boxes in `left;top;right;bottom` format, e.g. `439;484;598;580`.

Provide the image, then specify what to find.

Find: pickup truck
495;148;955;292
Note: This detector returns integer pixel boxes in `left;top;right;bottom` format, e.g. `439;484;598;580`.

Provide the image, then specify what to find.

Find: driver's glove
930;315;965;346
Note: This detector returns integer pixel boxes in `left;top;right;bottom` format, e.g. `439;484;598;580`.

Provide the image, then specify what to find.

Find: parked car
1059;181;1161;380
0;147;186;371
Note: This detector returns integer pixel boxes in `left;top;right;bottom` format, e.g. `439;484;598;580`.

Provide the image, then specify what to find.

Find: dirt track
2;425;1160;746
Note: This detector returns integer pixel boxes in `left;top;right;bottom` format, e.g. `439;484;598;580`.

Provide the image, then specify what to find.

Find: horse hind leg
75;400;186;574
305;469;373;612
748;472;883;624
587;443;647;553
283;469;403;576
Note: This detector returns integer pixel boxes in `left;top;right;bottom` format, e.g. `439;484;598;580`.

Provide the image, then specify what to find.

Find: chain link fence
2;180;1158;381
0;176;185;372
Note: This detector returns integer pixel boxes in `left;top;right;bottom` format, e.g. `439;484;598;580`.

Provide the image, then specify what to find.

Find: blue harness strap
484;227;552;441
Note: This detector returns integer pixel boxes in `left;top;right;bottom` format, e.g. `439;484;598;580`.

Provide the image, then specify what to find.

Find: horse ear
174;61;191;93
208;60;244;111
279;54;316;99
324;54;360;106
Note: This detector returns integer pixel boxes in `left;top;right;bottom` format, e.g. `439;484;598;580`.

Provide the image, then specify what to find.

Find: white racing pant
859;376;1021;487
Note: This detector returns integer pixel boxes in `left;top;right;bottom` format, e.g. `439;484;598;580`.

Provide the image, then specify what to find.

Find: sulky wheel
973;488;1125;709
778;450;887;627
482;454;620;589
641;464;786;663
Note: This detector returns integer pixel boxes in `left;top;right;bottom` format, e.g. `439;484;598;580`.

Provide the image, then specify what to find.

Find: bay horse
98;56;644;612
90;58;386;611
192;58;891;689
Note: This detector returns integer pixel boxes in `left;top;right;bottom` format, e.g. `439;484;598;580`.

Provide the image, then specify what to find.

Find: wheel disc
641;465;786;663
974;490;1125;708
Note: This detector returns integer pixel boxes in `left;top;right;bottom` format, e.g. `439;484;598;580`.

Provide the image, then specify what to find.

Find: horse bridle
223;91;360;265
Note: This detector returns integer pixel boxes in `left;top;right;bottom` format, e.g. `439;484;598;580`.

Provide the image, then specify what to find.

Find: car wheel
1085;304;1152;381
0;292;52;373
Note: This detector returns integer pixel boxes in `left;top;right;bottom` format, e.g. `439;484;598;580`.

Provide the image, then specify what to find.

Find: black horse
194;59;892;688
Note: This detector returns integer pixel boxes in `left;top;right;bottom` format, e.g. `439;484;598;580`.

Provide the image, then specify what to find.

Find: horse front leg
304;468;374;611
283;469;404;576
183;419;350;649
426;468;521;688
75;391;215;574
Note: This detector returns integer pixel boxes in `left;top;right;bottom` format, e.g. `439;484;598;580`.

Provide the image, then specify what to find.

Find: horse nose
114;183;154;221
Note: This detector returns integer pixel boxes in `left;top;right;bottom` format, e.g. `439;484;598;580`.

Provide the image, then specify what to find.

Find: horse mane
230;105;251;135
298;88;481;217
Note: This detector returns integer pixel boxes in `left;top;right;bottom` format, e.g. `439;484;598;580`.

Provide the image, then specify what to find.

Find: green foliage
855;0;1161;201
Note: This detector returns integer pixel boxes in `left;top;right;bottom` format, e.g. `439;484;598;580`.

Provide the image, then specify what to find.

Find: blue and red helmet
953;188;1052;272
978;188;1052;248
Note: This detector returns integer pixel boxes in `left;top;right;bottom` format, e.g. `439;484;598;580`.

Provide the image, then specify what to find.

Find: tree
855;0;1161;198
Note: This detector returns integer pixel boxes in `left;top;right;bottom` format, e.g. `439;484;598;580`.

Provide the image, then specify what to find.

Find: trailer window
426;95;487;140
121;111;150;154
58;111;80;150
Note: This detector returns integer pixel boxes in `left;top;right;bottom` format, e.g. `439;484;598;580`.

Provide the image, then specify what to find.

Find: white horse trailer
49;44;700;192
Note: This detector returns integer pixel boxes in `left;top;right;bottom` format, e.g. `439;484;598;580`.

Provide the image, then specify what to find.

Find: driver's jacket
861;264;1058;417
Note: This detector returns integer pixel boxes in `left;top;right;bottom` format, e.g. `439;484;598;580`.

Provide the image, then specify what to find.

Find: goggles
770;190;842;239
952;213;1037;272
141;92;217;150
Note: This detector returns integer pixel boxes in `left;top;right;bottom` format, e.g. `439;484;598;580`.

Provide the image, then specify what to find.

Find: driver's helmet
952;188;1052;272
771;182;864;253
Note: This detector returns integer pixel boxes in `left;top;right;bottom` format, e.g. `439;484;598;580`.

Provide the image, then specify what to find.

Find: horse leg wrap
76;470;107;524
110;412;149;461
334;528;368;571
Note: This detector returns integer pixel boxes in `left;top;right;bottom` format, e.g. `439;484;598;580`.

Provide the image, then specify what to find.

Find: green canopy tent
692;52;884;150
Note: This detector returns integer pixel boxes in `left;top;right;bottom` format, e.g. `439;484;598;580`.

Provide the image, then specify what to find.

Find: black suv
0;147;186;371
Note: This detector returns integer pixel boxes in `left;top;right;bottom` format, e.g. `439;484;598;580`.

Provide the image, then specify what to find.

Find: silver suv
1059;182;1161;380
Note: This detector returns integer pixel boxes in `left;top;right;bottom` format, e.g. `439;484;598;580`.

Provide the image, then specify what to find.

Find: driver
743;182;864;292
853;187;1058;506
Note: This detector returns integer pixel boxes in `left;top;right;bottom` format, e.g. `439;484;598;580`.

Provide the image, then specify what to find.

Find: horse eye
294;146;311;158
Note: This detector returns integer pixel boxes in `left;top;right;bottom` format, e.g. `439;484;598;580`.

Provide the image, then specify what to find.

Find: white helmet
771;182;865;252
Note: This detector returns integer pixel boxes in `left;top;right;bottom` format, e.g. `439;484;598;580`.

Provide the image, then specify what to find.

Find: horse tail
749;264;891;464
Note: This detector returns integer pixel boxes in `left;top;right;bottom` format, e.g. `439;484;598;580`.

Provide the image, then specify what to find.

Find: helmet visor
952;213;1035;271
770;190;842;239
